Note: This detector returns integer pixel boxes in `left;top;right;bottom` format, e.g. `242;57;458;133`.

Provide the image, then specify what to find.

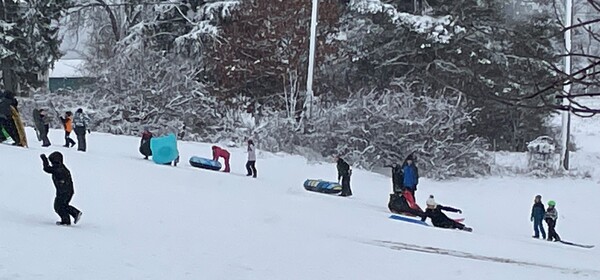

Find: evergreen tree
0;0;72;95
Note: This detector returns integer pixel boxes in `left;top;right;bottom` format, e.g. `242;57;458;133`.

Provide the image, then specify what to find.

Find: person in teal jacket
530;195;546;239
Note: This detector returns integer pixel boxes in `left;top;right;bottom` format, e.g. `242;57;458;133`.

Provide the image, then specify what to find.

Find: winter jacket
247;143;256;161
60;116;73;132
421;205;461;227
531;202;546;221
0;92;17;119
337;158;351;181
402;164;419;190
42;154;74;195
73;112;90;128
212;146;230;160
544;207;558;221
391;164;404;193
139;131;153;157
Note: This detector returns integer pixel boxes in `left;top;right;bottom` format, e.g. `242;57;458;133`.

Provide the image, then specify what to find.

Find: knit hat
426;195;437;207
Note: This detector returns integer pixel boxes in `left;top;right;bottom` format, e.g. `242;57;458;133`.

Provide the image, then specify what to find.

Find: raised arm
439;205;462;213
40;154;56;174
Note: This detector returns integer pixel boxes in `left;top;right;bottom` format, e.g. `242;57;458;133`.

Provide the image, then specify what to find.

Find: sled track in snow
369;240;600;276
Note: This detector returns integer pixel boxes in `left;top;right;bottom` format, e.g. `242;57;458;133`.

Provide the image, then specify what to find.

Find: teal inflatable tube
150;133;179;164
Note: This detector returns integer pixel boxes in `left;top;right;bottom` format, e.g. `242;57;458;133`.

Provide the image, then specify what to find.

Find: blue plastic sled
389;214;430;226
304;179;342;194
150;134;179;164
189;156;222;171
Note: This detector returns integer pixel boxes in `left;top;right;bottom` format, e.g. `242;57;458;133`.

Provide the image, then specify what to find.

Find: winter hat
426;195;437;207
48;152;64;165
548;200;556;207
76;108;83;113
248;139;254;145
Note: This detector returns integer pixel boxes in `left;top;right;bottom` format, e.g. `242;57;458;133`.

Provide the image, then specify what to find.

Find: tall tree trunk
0;0;21;95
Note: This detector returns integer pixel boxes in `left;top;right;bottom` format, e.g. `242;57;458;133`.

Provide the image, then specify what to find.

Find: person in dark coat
402;154;419;198
40;152;82;226
421;195;472;232
0;90;21;145
335;155;352;197
33;108;52;147
390;163;404;194
530;195;546;239
73;108;90;152
139;127;153;159
545;200;560;242
60;111;76;148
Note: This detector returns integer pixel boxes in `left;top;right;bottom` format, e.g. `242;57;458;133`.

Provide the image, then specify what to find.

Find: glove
530;217;534;222
40;154;47;160
457;209;462;214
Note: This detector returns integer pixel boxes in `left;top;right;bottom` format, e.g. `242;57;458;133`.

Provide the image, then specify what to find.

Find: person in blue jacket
402;154;419;197
530;194;546;239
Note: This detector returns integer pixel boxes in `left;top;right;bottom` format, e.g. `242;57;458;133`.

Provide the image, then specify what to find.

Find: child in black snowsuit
421;195;472;232
41;152;82;225
545;200;560;242
530;195;546;239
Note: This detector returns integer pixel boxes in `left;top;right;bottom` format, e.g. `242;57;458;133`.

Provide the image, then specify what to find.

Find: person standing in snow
530;195;546;239
39;109;52;147
421;195;472;232
545;200;561;242
245;139;257;178
335;155;352;197
73;108;90;152
212;145;231;172
40;152;82;226
60;111;76;148
33;108;52;147
402;154;419;198
139;127;153;160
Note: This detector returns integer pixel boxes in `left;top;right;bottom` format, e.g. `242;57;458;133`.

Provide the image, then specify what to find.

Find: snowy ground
1;124;599;279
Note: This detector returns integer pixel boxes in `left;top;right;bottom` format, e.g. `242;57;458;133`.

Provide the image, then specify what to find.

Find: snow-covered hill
1;128;599;280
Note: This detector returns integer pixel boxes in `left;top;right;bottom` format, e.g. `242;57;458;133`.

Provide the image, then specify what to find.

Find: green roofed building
48;59;92;92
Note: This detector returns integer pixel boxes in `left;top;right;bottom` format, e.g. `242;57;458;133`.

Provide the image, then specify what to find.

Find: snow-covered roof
49;59;87;78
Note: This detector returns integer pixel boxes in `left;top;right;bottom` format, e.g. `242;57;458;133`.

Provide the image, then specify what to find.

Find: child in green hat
544;200;561;242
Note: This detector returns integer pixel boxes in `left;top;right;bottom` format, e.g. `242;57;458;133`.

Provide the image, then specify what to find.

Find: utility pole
561;0;573;170
305;0;318;123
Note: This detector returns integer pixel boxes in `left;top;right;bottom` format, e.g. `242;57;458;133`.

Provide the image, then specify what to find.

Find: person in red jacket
212;145;231;172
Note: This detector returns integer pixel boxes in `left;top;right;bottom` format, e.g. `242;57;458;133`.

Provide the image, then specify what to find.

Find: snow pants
64;131;76;147
545;218;561;241
435;219;465;230
0;117;19;144
533;218;546;239
40;124;51;146
340;175;352;196
246;160;257;177
216;155;230;172
74;126;87;151
54;192;81;225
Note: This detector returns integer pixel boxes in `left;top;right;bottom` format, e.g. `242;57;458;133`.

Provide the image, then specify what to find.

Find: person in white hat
421;195;472;232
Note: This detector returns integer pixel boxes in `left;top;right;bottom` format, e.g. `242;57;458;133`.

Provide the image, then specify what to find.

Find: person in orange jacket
212;145;231;172
60;111;76;148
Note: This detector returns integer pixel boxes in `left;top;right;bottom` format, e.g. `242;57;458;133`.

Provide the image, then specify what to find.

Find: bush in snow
238;89;491;179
